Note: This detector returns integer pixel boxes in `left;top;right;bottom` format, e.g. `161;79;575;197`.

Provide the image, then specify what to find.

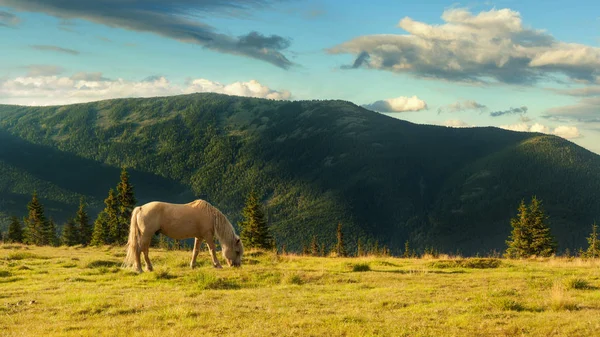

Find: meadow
1;244;600;337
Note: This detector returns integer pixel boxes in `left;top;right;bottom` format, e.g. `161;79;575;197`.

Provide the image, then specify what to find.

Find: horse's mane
187;199;237;246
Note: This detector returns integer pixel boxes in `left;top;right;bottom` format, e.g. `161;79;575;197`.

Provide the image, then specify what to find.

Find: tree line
4;175;600;259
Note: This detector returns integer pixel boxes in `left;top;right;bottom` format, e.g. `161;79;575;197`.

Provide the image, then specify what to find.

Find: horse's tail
123;206;142;268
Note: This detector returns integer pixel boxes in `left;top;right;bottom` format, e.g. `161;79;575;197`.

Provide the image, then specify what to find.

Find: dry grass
1;244;600;336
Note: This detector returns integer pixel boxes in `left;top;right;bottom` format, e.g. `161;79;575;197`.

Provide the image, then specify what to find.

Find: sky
0;0;599;154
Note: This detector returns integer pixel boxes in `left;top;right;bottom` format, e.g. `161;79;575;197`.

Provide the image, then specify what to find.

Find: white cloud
443;119;471;128
500;122;581;139
362;95;427;112
0;74;291;105
438;100;487;113
329;8;600;85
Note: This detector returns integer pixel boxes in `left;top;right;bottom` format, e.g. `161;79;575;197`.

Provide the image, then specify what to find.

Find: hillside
1;93;599;254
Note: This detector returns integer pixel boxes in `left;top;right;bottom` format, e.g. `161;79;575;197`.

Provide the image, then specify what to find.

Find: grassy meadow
1;244;600;336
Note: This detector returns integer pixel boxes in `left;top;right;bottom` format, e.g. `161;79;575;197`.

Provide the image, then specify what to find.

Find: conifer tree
335;222;347;257
45;217;58;246
357;238;364;257
103;189;120;244
506;197;555;258
7;216;23;243
310;235;319;256
584;222;600;258
23;192;47;245
403;240;411;258
61;218;79;246
75;197;91;246
91;211;110;246
116;168;136;245
239;191;273;250
528;197;556;257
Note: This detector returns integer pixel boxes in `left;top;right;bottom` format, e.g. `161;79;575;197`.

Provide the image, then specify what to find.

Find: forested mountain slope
1;93;598;254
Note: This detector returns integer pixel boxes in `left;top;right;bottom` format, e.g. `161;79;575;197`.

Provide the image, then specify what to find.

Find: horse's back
137;200;213;240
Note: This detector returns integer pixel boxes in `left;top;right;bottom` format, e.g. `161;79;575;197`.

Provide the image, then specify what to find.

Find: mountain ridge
1;93;598;254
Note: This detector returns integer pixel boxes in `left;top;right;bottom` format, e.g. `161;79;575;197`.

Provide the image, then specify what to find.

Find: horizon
1;0;599;154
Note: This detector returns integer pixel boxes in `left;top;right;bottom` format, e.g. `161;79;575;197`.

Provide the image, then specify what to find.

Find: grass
1;245;600;336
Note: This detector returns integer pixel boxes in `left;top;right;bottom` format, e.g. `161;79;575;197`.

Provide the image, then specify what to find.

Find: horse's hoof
214;265;223;269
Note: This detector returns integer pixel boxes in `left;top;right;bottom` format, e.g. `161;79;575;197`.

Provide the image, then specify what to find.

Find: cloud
437;100;487;114
543;97;600;124
30;45;80;55
443;119;471;128
341;51;370;70
328;8;600;85
362;96;427;112
22;65;64;77
1;0;294;69
490;106;528;117
0;10;19;27
0;74;291;106
500;122;581;139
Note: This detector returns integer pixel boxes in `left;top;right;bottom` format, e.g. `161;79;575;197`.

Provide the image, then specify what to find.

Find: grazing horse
123;199;243;272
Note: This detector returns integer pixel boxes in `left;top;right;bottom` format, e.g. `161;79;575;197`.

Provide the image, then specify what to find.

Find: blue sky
1;0;599;154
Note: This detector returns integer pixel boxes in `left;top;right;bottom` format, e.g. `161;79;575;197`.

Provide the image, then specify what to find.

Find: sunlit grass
1;244;600;336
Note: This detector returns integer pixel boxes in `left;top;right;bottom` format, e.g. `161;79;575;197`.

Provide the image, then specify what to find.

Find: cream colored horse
123;199;243;273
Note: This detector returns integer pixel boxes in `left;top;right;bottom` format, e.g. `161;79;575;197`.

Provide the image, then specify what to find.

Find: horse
123;199;244;273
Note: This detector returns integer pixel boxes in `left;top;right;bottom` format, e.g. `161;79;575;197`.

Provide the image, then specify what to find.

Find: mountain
1;93;599;254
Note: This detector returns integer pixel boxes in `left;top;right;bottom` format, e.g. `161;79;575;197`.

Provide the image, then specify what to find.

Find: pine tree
584;222;600;258
7;216;23;243
403;240;411;258
61;218;79;246
90;211;110;246
310;236;319;256
116;168;136;245
239;191;273;250
75;197;91;246
335;222;347;257
357;238;364;257
528;197;556;257
103;189;120;244
45;217;58;246
506;197;556;258
23;192;47;245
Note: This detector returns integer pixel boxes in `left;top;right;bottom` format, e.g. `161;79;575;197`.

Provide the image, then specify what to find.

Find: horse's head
223;236;244;267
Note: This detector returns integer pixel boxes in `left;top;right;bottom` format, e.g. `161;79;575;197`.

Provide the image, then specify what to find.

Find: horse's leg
134;248;143;273
205;237;222;269
143;246;153;272
190;237;201;269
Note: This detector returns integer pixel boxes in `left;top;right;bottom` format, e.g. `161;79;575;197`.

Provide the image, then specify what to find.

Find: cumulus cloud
443;119;471;128
30;45;80;55
328;8;600;85
437;100;487;114
1;0;294;69
0;74;291;106
490;106;528;117
0;10;19;27
500;122;581;139
362;96;427;112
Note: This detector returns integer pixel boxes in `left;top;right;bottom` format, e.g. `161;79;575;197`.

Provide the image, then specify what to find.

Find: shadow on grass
86;260;120;268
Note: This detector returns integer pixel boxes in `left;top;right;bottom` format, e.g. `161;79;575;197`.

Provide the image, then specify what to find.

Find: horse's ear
236;238;241;244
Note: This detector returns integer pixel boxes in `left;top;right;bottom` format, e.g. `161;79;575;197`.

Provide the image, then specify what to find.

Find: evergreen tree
335;222;347;257
357;238;364;257
584;222;600;258
45;217;58;246
7;216;23;243
403;240;411;258
506;197;555;258
238;191;273;250
310;236;319;256
103;189;120;244
116;168;136;245
528;197;556;257
90;211;110;246
61;218;79;246
23;192;47;245
75;197;91;246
